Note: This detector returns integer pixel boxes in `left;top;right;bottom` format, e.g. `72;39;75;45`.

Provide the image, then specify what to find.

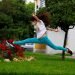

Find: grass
0;51;75;75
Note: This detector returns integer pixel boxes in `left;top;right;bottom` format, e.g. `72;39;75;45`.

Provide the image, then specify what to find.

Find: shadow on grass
0;73;44;75
25;51;75;62
0;72;68;75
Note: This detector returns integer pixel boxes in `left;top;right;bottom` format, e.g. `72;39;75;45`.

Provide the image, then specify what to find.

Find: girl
7;14;73;55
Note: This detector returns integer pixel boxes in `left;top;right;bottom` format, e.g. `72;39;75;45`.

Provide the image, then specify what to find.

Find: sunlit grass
0;51;75;75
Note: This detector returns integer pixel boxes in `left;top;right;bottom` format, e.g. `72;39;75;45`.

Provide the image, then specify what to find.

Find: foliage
0;0;35;39
0;12;13;28
45;0;75;29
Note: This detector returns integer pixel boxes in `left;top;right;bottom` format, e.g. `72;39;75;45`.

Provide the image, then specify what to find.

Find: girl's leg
13;38;41;45
40;36;67;51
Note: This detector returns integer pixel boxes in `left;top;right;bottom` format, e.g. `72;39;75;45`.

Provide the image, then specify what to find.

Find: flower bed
0;39;25;61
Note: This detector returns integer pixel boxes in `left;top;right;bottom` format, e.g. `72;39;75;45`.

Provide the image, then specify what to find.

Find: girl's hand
47;28;59;32
32;13;41;22
32;13;35;16
54;29;59;32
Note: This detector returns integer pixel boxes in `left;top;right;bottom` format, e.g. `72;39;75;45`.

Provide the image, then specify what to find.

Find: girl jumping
7;14;73;55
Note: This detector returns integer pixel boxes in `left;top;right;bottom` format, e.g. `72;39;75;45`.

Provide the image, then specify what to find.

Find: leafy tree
0;12;13;28
0;0;35;39
46;0;75;59
45;0;75;29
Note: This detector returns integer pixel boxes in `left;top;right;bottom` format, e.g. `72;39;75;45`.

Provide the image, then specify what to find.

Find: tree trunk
62;30;68;60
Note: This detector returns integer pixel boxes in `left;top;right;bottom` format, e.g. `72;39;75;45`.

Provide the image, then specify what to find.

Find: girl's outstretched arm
47;28;59;32
32;13;41;22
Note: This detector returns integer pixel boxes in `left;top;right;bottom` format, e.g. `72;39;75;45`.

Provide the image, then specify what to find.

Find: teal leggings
14;36;67;51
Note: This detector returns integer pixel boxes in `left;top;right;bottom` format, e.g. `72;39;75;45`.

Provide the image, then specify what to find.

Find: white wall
67;27;75;53
46;28;65;54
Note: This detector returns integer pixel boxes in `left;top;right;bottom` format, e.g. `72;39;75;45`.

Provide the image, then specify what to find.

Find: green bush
45;0;75;28
0;0;35;39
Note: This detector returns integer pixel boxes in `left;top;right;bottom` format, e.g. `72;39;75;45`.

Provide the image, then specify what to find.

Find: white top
34;20;47;38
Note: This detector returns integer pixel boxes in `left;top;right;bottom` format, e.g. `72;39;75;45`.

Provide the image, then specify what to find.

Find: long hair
37;12;51;27
31;16;37;22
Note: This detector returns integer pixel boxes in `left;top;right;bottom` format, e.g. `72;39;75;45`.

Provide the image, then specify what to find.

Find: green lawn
0;51;75;75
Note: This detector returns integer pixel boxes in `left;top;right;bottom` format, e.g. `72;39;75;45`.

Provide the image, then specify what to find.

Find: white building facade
34;0;45;13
